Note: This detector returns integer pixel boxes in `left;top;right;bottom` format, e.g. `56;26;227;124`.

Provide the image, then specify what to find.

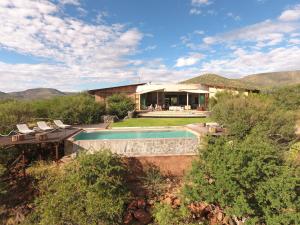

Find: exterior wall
67;137;199;157
93;85;139;109
208;86;249;98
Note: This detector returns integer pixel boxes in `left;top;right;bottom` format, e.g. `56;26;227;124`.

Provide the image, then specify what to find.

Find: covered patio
136;84;209;111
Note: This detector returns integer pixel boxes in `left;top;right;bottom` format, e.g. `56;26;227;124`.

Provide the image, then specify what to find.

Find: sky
0;0;299;92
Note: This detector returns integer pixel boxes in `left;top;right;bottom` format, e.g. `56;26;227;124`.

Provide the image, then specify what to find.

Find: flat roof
88;83;146;94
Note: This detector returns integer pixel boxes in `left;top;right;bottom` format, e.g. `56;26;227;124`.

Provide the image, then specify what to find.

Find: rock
223;215;230;225
137;199;146;209
133;209;152;225
147;199;155;205
163;197;172;205
123;212;134;224
217;212;223;221
172;198;181;208
128;200;138;210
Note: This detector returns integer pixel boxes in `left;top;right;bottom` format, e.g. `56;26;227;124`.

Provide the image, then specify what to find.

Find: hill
0;88;74;100
181;71;300;90
0;91;8;98
241;71;300;88
181;74;256;90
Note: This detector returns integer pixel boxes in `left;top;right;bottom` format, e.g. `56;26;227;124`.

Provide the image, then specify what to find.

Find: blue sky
0;0;299;91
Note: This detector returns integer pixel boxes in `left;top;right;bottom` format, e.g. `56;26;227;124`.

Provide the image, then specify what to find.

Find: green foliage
268;84;300;111
107;94;135;119
211;93;296;142
24;150;130;225
0;163;7;195
0;100;35;133
140;166;166;198
153;203;193;225
0;93;105;133
184;135;300;224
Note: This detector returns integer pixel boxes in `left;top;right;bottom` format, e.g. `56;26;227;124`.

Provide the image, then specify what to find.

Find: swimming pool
74;130;197;141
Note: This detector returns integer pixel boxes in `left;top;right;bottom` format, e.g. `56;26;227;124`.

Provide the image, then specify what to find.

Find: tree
211;93;296;143
184;134;300;225
107;94;135;119
24;150;130;225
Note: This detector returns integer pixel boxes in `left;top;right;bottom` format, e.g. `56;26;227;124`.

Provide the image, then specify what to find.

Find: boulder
133;209;152;225
128;200;138;210
123;212;134;224
137;199;146;209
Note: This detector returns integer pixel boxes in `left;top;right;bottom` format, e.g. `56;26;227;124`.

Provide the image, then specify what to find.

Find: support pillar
186;93;189;108
55;144;59;162
22;148;26;177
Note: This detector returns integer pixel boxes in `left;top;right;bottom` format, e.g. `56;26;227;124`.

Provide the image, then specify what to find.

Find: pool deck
0;128;82;147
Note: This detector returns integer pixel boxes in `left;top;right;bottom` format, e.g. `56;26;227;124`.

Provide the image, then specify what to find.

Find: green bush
184;135;300;225
268;84;300;111
211;93;296;142
0;100;35;133
0;93;105;133
153;203;194;225
140;166;166;198
24;150;130;225
107;94;135;119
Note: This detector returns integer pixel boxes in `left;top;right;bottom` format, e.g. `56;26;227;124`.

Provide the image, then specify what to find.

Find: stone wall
67;137;199;157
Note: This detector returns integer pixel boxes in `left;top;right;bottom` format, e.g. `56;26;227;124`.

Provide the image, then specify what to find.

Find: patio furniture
54;120;71;129
16;124;35;135
37;121;53;131
184;105;191;110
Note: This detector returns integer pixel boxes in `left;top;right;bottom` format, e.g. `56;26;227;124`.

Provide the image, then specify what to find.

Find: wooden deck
0;128;81;147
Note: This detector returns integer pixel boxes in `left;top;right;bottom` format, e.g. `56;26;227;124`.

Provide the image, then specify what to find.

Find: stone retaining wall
66;137;199;157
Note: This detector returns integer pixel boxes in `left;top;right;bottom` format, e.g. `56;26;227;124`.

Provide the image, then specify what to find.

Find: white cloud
289;38;300;44
190;8;202;15
175;53;204;67
201;46;300;75
59;0;81;6
279;4;300;21
0;0;144;91
191;0;212;6
202;20;299;46
227;12;241;21
145;45;157;51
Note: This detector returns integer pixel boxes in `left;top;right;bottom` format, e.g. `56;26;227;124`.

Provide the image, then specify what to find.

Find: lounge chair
37;121;53;131
54;120;71;129
16;124;35;134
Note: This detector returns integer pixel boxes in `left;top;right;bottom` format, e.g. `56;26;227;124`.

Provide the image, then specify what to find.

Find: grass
111;117;212;127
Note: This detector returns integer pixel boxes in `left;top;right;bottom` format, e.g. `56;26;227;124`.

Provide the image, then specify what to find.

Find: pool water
74;130;196;140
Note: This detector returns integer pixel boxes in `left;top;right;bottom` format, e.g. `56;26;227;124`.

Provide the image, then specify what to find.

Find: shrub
0;100;35;133
268;84;300;111
0;93;105;134
140;166;166;198
24;150;130;225
211;93;296;142
107;94;135;119
184;135;300;224
153;202;192;225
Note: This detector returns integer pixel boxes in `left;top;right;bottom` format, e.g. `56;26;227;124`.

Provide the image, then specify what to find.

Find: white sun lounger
16;124;35;134
37;121;53;131
53;120;71;129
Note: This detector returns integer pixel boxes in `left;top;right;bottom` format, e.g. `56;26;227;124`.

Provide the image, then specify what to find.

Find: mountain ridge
0;88;73;100
181;70;300;89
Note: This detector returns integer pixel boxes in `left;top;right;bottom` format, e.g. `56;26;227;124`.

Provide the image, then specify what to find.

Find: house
88;82;258;111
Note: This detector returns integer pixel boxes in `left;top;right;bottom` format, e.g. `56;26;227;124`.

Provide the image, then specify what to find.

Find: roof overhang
180;89;209;94
137;88;165;94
